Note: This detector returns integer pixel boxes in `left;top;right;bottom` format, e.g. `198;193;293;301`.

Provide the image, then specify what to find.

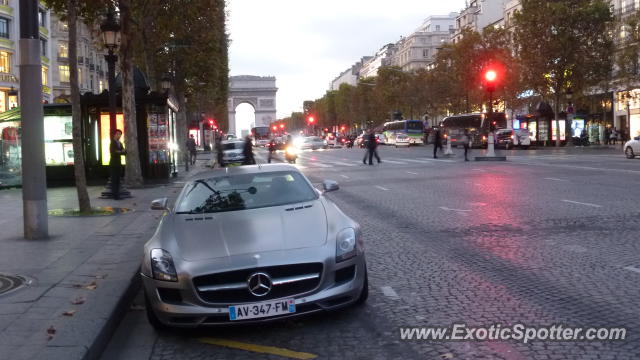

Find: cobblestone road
101;146;640;360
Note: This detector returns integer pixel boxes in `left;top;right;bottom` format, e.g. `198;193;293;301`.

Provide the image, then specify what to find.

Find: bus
382;120;424;145
440;112;507;148
251;126;271;147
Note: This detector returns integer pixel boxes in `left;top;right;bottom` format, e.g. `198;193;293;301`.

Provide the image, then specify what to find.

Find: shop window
0;51;10;73
59;65;69;83
44;116;74;166
100;113;126;166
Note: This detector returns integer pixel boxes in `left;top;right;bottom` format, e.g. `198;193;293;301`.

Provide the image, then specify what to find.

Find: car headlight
150;249;178;282
336;228;357;262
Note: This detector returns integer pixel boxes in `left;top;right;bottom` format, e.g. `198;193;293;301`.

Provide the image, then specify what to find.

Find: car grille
193;263;323;304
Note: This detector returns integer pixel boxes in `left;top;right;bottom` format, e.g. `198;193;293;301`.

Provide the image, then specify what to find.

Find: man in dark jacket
242;136;255;165
433;128;443;158
109;129;126;200
363;131;381;165
186;134;197;165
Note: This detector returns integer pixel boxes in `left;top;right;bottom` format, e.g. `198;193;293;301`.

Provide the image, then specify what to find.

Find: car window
222;142;243;150
176;171;318;214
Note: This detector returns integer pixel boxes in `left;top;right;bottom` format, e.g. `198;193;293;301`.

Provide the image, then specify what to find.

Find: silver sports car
141;164;368;328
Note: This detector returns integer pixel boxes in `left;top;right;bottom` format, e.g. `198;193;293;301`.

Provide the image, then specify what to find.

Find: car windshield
222;142;244;150
175;171;318;214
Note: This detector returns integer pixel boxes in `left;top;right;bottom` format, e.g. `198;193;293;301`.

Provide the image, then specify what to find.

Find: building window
99;79;104;92
40;38;47;57
0;18;9;39
38;9;46;27
59;65;69;82
59;20;68;32
435;25;440;31
0;51;10;73
58;42;68;58
41;66;48;86
423;49;429;58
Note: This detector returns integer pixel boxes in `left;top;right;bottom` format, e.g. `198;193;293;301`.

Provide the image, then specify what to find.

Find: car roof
191;164;302;181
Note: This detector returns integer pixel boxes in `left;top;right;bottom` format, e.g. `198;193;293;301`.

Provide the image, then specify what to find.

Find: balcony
0;2;12;17
0;37;13;49
57;55;68;63
0;73;18;83
89;64;95;71
77;57;83;65
39;26;48;37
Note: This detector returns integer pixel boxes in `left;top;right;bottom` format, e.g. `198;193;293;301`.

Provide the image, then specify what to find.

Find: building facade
390;13;457;72
452;0;505;43
359;43;397;79
0;1;107;113
330;57;370;91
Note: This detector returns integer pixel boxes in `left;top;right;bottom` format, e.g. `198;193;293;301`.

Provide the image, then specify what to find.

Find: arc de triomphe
228;76;278;136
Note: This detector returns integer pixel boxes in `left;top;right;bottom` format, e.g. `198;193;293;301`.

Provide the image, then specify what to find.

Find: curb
83;268;141;360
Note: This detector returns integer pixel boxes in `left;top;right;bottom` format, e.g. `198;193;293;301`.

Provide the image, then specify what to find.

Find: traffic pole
19;0;48;239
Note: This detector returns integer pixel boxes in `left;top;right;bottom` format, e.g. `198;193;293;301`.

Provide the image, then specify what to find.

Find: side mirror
150;198;169;211
322;180;339;193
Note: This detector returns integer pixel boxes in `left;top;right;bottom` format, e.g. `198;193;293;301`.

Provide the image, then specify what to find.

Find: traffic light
308;116;315;124
340;126;346;132
490;120;497;132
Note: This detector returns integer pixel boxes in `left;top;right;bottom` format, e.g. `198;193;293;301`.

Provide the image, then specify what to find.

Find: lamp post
160;75;176;176
100;9;120;136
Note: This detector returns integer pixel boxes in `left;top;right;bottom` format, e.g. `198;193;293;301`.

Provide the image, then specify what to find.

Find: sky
227;0;466;122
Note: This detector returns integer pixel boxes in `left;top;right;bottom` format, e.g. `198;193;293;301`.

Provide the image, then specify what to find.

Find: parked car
512;129;531;149
624;136;640;159
495;129;514;149
298;136;328;150
219;140;246;166
143;165;368;328
394;133;410;147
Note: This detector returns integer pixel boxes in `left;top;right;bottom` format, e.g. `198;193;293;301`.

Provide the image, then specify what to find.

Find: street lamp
100;8;121;136
160;74;172;93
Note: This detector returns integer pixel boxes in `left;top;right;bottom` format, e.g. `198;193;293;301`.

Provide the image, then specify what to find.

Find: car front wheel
354;267;368;306
625;146;635;159
145;291;170;332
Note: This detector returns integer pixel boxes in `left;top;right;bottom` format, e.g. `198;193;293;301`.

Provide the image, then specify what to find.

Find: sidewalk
0;153;212;360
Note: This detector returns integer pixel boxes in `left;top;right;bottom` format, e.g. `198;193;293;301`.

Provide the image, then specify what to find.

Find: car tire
625;146;635;159
354;267;368;306
145;291;170;332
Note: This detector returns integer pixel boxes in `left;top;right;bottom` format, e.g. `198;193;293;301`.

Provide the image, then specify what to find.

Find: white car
298;136;328;150
395;133;410;147
513;129;532;149
624;136;640;159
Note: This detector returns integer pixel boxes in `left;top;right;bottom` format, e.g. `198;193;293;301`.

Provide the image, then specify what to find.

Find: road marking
375;186;389;191
340;175;350;179
420;157;455;163
399;158;431;164
406;171;419;175
307;162;332;168
332;161;356;167
562;200;602;208
439;206;472;212
472;168;485;172
381;159;408;164
623;266;640;274
381;286;400;300
198;338;317;359
544;177;568;182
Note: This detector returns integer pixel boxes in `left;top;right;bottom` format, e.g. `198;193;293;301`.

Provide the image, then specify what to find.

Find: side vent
285;204;313;212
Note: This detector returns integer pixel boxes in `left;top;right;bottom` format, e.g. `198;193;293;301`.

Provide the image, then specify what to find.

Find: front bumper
142;256;366;327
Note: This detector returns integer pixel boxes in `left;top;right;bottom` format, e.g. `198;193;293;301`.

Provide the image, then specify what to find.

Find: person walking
433;128;443;158
461;129;471;161
267;137;276;163
363;131;381;165
186;134;197;165
109;129;126;200
242;135;255;165
215;136;224;168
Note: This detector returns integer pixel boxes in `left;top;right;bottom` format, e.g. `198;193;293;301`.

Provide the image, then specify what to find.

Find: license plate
229;298;296;321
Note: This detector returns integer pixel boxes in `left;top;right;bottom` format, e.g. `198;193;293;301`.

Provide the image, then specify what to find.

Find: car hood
170;200;328;261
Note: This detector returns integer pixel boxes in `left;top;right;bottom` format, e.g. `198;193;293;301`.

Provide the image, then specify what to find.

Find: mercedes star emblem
247;272;273;297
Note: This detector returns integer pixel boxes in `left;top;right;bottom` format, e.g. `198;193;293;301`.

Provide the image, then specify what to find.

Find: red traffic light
340;126;346;131
308;116;315;124
484;70;497;82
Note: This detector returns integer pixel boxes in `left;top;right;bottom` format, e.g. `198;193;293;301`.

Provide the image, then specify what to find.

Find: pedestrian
433;128;443;158
362;131;381;165
604;127;610;145
186;134;197;165
215;136;224;167
242;135;255;165
611;127;618;145
461;129;471;161
267;137;276;163
109;129;126;200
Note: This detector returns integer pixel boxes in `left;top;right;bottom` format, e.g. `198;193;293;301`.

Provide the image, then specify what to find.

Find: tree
514;0;614;146
43;0;107;213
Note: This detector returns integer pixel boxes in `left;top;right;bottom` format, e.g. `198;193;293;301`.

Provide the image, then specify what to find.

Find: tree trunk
68;0;91;213
120;0;144;186
555;93;561;147
175;65;188;166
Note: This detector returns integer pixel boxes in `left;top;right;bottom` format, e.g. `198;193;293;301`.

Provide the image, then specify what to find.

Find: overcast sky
227;0;466;119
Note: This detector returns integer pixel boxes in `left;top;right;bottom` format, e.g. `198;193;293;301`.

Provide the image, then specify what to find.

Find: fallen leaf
47;325;57;339
62;310;77;316
71;296;85;305
440;353;454;359
84;281;98;290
